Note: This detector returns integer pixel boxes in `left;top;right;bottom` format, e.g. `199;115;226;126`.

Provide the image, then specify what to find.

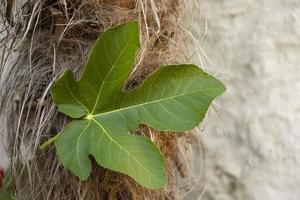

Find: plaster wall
199;0;300;199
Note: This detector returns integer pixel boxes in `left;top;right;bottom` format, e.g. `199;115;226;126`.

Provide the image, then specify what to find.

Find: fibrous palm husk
0;0;207;199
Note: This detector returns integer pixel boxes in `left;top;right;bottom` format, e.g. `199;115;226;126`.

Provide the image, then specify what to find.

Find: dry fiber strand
0;0;206;199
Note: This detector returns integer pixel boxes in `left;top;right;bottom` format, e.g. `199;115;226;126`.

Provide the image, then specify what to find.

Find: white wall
201;0;300;199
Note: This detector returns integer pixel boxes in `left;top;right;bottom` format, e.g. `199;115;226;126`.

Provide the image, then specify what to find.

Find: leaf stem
40;133;61;151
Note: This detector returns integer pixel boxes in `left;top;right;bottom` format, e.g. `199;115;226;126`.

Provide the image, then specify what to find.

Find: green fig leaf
50;21;226;189
0;169;15;200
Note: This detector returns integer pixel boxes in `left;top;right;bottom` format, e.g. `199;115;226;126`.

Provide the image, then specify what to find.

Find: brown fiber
0;0;205;199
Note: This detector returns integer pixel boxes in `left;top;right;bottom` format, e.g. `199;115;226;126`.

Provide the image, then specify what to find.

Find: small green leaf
0;170;15;200
50;21;226;189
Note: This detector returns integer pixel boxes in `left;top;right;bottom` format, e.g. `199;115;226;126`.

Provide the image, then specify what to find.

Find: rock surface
200;0;300;199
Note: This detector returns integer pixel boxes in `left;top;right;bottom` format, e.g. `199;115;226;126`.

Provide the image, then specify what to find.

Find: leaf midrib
91;35;134;114
90;118;161;181
66;80;90;113
75;121;91;171
92;87;218;118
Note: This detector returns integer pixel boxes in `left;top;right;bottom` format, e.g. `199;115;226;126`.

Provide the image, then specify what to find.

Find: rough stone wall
200;0;300;199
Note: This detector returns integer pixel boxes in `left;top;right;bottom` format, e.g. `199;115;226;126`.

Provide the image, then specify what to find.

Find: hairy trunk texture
0;0;207;199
